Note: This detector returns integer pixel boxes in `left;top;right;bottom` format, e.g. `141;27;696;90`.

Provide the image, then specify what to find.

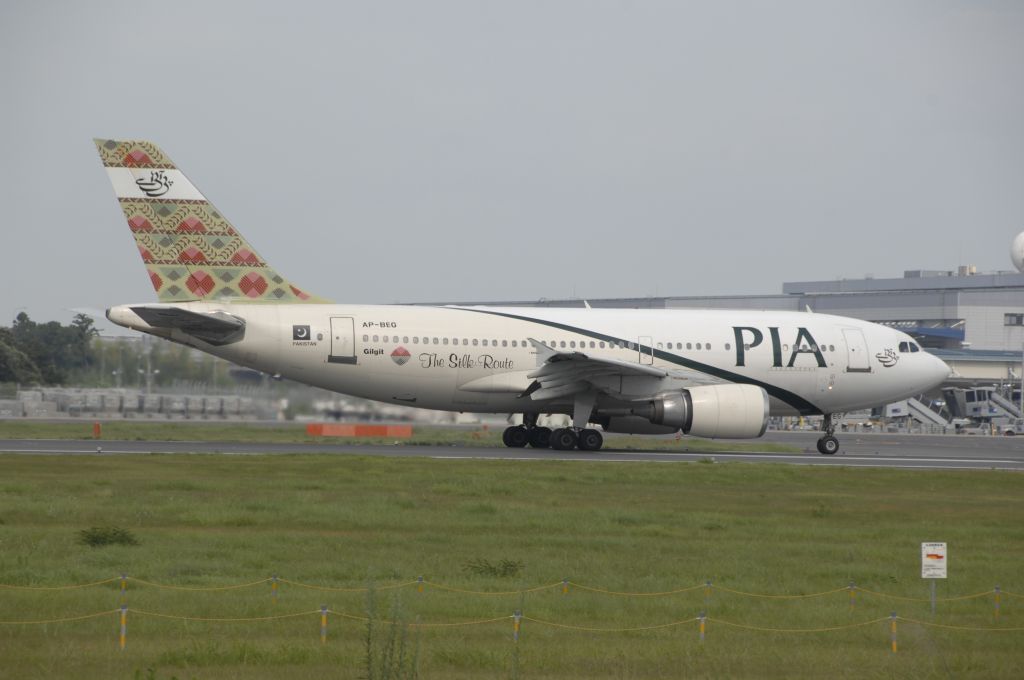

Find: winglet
94;139;329;304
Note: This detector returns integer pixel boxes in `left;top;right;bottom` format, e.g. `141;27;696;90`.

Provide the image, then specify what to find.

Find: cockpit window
910;343;920;353
898;341;910;353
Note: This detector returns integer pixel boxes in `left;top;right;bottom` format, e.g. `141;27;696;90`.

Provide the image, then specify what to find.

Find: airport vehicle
96;139;950;453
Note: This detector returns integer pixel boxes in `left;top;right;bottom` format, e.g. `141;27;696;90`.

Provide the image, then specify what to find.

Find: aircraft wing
128;305;245;346
525;338;674;401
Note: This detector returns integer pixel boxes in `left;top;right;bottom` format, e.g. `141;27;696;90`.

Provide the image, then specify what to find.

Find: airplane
96;139;950;454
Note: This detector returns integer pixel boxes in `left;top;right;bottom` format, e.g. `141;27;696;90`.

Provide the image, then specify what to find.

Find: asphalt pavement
1;431;1021;470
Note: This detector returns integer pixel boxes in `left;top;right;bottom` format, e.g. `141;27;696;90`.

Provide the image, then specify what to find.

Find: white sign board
921;542;947;579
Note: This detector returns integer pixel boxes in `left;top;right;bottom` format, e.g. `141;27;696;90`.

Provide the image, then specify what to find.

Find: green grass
0;420;799;452
0;454;1022;679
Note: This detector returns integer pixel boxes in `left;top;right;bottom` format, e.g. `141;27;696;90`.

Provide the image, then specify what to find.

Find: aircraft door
638;336;654;365
328;316;356;364
842;328;871;373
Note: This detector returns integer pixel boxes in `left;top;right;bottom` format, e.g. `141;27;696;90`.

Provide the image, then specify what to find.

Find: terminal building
464;264;1024;431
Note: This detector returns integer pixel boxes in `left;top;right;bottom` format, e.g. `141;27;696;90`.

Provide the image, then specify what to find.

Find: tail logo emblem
391;347;411;366
135;170;174;197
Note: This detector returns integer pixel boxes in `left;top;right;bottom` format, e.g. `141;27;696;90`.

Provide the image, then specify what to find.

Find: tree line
1;313;233;389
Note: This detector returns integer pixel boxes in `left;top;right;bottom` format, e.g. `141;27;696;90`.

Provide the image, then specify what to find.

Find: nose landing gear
816;413;840;455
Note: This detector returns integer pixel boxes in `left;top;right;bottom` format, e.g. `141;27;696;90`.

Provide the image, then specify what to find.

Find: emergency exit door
842;328;871;373
328;316;356;364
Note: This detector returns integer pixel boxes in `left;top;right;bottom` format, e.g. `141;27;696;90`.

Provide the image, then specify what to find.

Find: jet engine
604;384;769;439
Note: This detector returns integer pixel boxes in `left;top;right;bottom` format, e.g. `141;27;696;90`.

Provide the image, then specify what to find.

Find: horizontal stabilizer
127;306;245;346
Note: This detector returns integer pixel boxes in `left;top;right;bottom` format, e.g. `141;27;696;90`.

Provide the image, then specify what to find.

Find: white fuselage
109;302;950;419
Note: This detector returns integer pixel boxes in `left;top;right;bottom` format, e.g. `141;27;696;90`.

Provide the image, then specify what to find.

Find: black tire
528;426;552;448
577;428;604;451
502;426;529;448
816;436;839;455
550;428;578;451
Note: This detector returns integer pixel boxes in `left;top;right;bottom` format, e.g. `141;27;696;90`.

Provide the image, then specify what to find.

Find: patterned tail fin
95;139;328;304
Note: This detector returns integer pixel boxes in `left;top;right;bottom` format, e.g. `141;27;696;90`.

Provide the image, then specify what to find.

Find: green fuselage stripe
449;307;824;416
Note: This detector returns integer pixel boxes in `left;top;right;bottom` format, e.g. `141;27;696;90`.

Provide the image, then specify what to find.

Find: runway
1;432;1021;470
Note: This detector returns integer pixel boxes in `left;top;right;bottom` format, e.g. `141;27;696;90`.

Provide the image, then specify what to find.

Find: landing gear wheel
577;428;604;451
502;425;529;448
550;428;578;451
816;436;839;455
528;426;552;449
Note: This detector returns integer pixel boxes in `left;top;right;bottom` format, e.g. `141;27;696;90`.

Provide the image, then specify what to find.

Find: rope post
271;575;278;604
562;578;569;595
513;610;522;643
889;612;897;653
320;605;328;644
120;573;127;605
417;575;424;593
119;604;127;651
704;580;712;608
699;611;706;644
995;585;1001;620
848;580;855;610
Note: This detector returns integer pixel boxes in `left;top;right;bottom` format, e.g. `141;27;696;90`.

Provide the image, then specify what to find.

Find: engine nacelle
647;384;769;439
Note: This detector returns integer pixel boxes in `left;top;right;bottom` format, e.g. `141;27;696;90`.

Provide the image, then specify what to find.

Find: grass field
0;420;800;452
1;449;1023;678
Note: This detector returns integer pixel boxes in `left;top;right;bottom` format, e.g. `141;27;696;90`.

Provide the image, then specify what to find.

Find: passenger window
412;337;419;344
443;338;449;345
402;336;408;343
373;335;379;342
511;340;517;347
362;334;369;342
472;339;478;346
502;340;508;347
725;343;731;350
590;341;596;348
482;339;488;347
560;341;566;348
686;342;692;350
570;341;576;348
433;337;439;344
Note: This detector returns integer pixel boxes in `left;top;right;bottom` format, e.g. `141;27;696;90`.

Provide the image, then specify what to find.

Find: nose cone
925;354;951;389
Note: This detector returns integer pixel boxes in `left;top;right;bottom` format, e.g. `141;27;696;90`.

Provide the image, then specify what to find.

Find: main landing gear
502;412;605;451
816;413;840;455
502;425;604;451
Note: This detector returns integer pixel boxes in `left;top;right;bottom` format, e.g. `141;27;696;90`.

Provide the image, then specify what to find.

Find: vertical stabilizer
95;139;328;304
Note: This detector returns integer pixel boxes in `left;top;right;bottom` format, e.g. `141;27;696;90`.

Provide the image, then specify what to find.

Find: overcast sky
2;0;1022;330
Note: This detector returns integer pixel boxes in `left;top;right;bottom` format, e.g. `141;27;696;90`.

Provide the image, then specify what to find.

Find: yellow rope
897;616;1024;632
423;581;562;596
0;577;120;591
713;585;848;600
127;577;272;591
523;615;698;632
707;616;889;633
275;578;419;593
567;582;705;597
329;610;512;628
131;608;320;623
1000;590;1024;599
0;609;119;625
856;587;992;603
